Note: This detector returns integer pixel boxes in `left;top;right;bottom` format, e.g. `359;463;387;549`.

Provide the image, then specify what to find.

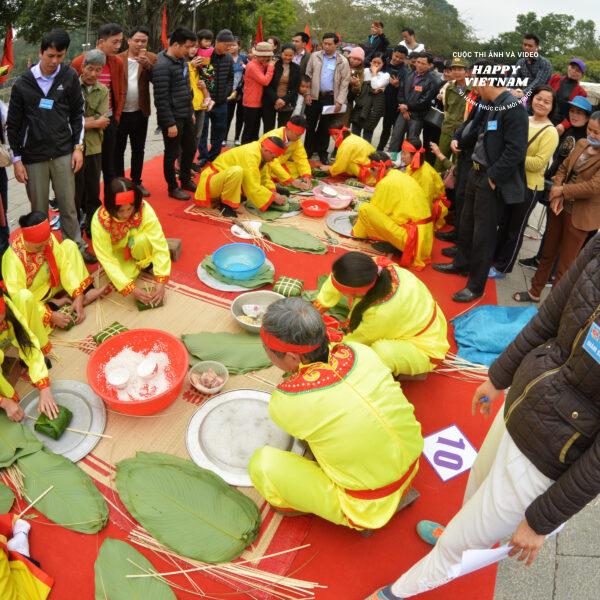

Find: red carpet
26;155;500;599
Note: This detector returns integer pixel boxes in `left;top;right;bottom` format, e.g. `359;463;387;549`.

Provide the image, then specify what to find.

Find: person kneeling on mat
194;136;288;217
314;252;449;378
249;297;423;531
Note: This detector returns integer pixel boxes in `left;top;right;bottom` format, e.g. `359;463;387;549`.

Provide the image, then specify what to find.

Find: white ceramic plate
186;389;304;487
20;380;106;462
197;259;275;292
326;210;357;238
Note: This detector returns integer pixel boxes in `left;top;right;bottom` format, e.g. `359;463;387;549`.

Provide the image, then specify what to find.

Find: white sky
448;0;600;40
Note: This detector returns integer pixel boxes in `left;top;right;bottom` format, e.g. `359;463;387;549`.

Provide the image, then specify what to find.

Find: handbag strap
527;124;553;148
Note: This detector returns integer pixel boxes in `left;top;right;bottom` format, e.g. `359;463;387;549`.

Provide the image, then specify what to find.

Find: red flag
0;25;14;84
336;32;342;45
255;16;263;44
161;5;168;50
304;24;312;52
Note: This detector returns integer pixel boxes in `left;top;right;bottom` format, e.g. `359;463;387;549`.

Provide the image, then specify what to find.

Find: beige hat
254;42;274;57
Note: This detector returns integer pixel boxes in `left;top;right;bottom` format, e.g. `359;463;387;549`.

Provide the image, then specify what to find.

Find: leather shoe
168;188;191;201
435;230;456;242
441;246;457;258
452;288;482;303
318;153;330;165
432;262;468;276
138;184;151;197
180;181;197;193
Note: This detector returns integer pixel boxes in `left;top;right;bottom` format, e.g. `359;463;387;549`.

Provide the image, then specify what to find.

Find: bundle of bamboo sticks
436;352;489;382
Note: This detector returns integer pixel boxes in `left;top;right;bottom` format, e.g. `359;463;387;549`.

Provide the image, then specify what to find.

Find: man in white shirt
115;25;157;197
399;28;425;53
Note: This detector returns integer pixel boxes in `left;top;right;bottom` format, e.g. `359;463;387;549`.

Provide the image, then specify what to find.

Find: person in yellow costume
314;252;449;377
249;297;424;531
2;213;109;354
402;139;450;230
323;128;384;185
194;137;288;217
260;115;312;191
352;160;434;270
0;513;53;600
91;178;171;306
0;291;58;421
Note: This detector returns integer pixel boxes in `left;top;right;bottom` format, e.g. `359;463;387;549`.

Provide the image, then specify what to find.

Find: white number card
423;424;478;482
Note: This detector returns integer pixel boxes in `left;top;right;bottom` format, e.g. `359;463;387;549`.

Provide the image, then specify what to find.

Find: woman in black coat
262;44;300;132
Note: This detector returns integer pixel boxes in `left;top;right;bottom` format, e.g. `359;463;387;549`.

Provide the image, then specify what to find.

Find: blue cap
568;95;593;114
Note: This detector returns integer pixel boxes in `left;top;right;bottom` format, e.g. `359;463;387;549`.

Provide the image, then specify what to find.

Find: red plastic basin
301;198;329;217
86;329;189;415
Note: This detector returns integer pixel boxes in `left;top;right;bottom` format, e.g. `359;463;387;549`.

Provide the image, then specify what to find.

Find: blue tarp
451;305;538;366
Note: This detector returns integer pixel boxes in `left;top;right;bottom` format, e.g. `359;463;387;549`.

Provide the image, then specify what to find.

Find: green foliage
255;0;296;40
0;483;15;513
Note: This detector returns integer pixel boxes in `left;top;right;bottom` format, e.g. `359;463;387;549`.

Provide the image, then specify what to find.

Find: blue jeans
198;102;229;162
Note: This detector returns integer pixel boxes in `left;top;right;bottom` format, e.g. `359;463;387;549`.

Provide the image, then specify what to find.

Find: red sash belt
345;458;419;500
399;216;433;268
431;194;450;224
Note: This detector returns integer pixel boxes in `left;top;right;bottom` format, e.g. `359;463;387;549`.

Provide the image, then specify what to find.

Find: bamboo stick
17;485;54;518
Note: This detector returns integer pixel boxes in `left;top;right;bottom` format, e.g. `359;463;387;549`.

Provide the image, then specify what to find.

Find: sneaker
49;215;60;230
364;585;404;600
222;140;227;146
49;197;59;211
416;520;445;545
488;266;506;279
234;139;241;146
518;256;540;270
168;188;191;201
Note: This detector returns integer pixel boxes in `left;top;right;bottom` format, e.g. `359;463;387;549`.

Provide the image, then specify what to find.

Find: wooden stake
17;485;54;518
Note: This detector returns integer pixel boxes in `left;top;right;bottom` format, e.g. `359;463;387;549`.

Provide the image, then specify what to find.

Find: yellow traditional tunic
315;265;449;376
91;201;171;296
352;170;433;270
2;235;92;352
0;297;50;399
407;161;449;230
250;342;423;530
195;142;275;211
0;515;53;600
329;134;377;185
259;126;311;189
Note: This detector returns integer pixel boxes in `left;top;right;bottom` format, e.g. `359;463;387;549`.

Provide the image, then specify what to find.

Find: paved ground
4;109;598;599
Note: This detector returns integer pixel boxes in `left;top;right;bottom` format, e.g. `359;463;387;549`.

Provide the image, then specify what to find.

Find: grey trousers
388;113;424;152
24;153;84;247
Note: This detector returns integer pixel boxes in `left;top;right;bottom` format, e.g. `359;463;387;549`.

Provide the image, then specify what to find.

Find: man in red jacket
71;23;125;196
548;58;587;134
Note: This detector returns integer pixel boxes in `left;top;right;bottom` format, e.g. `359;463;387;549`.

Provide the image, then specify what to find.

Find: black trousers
0;167;9;272
454;168;505;295
377;103;397;151
101;115;118;195
262;105;293;133
241;107;263;144
304;93;336;156
115;110;149;185
422;121;441;165
162;117;195;192
493;188;538;273
227;96;244;141
452;153;470;233
74;153;102;235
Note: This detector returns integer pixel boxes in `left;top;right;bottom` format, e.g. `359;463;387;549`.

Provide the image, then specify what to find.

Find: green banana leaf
34;405;73;440
260;224;327;254
0;482;15;512
182;332;272;374
95;538;176;600
116;452;261;563
0;413;43;468
17;449;108;534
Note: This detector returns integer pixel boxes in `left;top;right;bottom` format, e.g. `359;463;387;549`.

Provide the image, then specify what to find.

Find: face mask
587;136;600;147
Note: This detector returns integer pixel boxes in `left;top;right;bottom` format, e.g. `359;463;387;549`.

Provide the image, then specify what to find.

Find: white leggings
391;407;554;598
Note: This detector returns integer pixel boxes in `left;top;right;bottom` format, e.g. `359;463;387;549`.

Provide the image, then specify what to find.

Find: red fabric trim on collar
260;327;321;354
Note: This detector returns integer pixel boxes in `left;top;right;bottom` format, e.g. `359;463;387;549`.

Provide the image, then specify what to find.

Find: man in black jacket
433;65;529;302
153;27;197;200
6;29;90;258
377;46;408;151
198;29;234;164
388;52;438;151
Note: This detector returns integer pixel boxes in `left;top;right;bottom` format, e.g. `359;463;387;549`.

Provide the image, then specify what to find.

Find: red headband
286;121;305;135
260;327;321;354
370;159;393;183
402;140;425;170
115;190;136;206
331;273;376;296
21;220;51;244
262;138;286;157
329;127;350;148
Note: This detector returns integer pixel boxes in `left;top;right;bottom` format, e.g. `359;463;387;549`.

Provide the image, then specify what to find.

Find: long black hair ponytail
331;252;392;332
2;298;35;354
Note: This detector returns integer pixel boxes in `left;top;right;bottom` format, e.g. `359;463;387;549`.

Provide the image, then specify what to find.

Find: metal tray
21;380;106;462
186;388;304;487
197;259;275;292
326;210;357;238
